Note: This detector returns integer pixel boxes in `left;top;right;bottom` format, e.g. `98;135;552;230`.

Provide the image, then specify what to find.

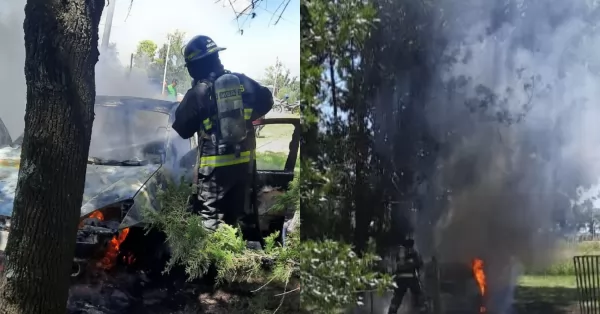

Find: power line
258;3;295;25
235;1;296;32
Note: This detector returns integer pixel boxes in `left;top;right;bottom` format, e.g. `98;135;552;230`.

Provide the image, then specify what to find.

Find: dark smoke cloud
419;0;600;312
369;0;600;312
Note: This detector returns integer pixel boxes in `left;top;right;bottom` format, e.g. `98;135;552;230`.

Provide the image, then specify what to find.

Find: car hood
0;146;161;217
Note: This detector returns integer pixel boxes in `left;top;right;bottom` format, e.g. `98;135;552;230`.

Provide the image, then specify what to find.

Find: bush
142;178;299;285
143;176;391;313
300;239;393;313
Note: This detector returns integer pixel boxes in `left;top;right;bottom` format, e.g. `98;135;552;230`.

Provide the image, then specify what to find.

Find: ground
511;241;600;314
66;264;302;314
514;275;579;314
255;112;299;172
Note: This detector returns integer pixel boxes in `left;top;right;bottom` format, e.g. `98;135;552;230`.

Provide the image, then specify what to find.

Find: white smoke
0;0;26;139
368;0;600;312
0;0;159;140
418;0;600;312
95;48;158;98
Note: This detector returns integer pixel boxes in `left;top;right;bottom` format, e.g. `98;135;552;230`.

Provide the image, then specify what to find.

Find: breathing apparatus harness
195;70;248;158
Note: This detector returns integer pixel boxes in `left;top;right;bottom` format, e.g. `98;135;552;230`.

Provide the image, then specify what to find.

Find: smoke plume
0;0;26;139
368;0;600;312
419;0;600;312
0;0;159;140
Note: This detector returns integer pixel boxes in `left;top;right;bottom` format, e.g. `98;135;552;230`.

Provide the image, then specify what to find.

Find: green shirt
167;84;177;99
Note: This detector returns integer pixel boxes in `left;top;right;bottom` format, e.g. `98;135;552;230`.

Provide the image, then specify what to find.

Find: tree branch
215;0;293;34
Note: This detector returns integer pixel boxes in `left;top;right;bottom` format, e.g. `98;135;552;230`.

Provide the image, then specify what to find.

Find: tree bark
0;0;104;313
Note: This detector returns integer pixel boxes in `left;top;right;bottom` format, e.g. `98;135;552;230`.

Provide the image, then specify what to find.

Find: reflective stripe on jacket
201;108;254;132
199;150;253;168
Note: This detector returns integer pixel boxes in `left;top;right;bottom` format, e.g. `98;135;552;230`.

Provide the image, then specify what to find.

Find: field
515;276;578;313
514;241;600;313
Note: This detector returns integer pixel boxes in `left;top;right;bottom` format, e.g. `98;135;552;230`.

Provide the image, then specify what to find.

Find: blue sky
101;0;300;79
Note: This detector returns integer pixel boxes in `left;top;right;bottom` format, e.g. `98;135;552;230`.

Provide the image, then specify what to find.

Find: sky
101;0;300;80
0;0;299;138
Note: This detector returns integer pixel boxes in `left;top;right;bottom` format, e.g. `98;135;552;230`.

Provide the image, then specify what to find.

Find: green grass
514;241;600;313
514;242;600;313
255;150;300;172
519;275;576;288
254;122;299;172
515;275;579;314
256;151;289;170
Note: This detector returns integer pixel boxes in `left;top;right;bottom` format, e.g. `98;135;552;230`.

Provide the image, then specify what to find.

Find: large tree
0;0;105;313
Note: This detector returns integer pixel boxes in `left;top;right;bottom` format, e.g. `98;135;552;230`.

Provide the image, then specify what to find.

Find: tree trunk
0;0;104;313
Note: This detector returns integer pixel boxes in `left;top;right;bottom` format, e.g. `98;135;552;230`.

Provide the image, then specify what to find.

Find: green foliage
156;30;192;88
270;176;299;215
133;30;192;89
276;84;300;103
142;178;299;286
133;39;158;69
300;240;394;313
298;1;397;312
255;151;298;172
301;0;384;246
142;173;385;313
261;58;300;103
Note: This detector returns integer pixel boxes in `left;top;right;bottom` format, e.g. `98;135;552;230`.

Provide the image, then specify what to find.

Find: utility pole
161;35;172;96
101;0;117;51
273;58;279;97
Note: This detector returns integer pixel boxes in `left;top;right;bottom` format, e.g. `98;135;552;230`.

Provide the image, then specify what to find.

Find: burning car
432;259;488;314
0;96;300;275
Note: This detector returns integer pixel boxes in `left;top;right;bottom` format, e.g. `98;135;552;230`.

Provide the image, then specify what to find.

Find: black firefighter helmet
182;35;226;65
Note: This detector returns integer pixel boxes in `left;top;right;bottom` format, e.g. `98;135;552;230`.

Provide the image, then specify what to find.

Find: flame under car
0;96;300;275
0;97;185;274
431;260;487;314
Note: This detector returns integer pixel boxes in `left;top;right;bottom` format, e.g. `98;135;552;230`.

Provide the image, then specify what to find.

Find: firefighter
388;238;426;314
171;35;273;232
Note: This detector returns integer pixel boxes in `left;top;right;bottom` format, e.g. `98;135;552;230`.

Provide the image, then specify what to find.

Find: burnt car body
0;96;299;273
0;97;195;272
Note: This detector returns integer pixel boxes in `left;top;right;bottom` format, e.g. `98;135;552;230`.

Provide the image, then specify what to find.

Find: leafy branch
141;178;299;286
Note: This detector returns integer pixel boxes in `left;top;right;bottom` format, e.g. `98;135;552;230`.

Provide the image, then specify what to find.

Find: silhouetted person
388;238;426;314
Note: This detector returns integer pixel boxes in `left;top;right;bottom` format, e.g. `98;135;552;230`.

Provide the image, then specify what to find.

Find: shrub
143;176;391;313
142;178;299;285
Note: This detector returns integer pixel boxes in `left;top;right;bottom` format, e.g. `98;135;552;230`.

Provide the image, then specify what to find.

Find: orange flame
472;258;487;313
98;228;130;269
89;211;105;220
78;210;105;228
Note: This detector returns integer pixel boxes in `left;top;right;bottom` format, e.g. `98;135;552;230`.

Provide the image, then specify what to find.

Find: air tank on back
214;73;247;144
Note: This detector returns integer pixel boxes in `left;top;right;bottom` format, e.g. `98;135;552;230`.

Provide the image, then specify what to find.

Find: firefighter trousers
388;277;422;314
193;152;254;231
